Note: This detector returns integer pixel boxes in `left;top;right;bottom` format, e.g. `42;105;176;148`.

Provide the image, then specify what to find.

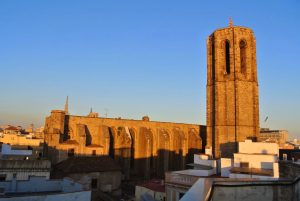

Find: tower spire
229;17;233;28
64;96;69;115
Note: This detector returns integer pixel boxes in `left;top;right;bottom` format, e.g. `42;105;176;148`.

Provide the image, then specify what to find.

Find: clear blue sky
0;1;299;138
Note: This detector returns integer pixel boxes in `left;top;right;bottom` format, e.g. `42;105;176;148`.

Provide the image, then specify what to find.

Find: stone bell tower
206;19;259;158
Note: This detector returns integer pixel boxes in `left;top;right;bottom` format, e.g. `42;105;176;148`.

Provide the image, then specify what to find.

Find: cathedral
44;21;259;178
44;109;205;179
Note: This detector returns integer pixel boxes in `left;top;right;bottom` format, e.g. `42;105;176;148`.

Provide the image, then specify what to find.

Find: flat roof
230;167;273;176
138;179;165;193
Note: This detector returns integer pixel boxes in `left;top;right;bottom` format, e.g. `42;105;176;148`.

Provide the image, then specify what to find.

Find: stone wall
209;179;300;201
279;161;300;178
206;25;259;158
44;110;206;179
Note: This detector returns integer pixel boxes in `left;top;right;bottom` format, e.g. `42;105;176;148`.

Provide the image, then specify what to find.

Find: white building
0;160;51;181
0;176;90;201
221;140;279;179
165;154;219;201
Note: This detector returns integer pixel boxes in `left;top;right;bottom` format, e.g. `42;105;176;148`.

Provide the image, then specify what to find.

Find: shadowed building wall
44;111;205;179
206;23;260;158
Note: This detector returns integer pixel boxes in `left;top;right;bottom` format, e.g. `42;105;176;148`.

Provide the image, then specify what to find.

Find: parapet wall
207;178;300;201
0;177;90;201
279;161;300;178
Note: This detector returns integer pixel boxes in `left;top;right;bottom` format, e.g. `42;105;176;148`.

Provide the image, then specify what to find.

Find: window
92;150;96;156
91;178;98;189
0;174;6;181
240;162;249;168
225;40;230;74
179;192;185;199
68;148;75;157
240;40;247;74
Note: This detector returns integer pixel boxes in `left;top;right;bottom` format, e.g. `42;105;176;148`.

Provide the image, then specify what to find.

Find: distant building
34;126;44;139
3;126;21;135
0;160;51;181
52;156;122;201
25;123;34;133
260;128;289;146
0;176;90;201
0;133;43;147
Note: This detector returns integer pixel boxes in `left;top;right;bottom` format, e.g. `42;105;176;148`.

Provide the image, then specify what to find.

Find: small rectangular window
91;178;98;189
240;162;249;168
0;174;6;181
92;150;96;156
68;148;75;157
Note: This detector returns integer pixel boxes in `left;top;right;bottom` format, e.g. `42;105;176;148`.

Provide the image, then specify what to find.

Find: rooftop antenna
90;107;93;113
263;116;269;129
104;108;108;118
64;96;69;115
229;17;233;28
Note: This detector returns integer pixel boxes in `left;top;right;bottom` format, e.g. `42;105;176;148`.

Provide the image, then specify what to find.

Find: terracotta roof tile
139;179;165;193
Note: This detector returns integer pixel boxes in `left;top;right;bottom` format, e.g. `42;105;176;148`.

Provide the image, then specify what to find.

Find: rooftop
0;160;51;169
52;156;121;178
4;126;19;131
230;167;273;176
138;179;165;193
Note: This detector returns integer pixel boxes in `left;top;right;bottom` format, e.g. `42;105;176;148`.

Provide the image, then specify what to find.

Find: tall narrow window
225;41;230;74
240;40;246;74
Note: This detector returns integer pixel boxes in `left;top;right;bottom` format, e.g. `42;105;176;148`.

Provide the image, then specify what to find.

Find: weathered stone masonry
44;110;205;179
206;25;260;158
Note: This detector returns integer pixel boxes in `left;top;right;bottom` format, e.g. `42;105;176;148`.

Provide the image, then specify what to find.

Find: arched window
225;41;230;74
240;40;246;74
